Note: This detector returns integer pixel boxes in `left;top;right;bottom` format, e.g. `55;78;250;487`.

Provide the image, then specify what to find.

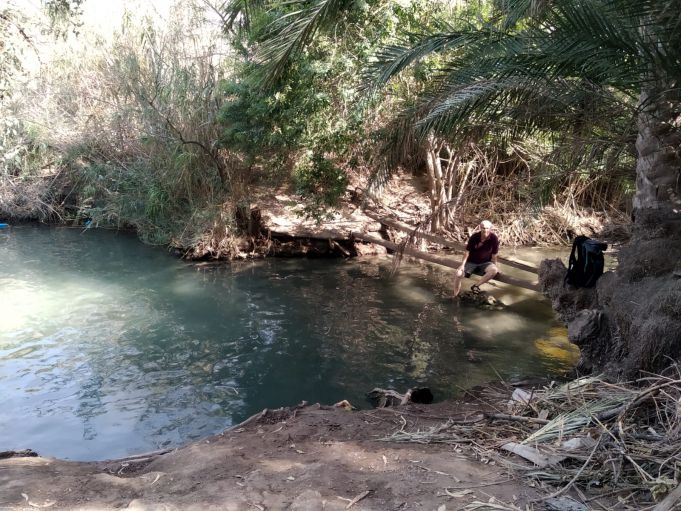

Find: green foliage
42;0;84;38
1;114;54;178
367;0;681;145
365;0;654;214
72;158;213;245
1;1;234;244
237;0;678;225
219;0;441;211
3;0;658;247
293;152;348;218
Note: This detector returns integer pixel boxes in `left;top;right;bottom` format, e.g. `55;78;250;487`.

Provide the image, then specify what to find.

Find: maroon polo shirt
466;232;499;264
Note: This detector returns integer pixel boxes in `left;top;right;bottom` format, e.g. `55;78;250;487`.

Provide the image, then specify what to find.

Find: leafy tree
2;0;84;221
224;0;636;234
1;0;83;92
218;0;446;218
2;1;233;249
42;0;84;38
366;0;679;220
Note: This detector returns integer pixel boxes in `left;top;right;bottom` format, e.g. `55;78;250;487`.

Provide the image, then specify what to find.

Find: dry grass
381;369;681;510
391;134;634;247
0;172;68;221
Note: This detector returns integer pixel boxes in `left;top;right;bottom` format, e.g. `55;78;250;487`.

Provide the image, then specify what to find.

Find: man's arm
460;250;469;270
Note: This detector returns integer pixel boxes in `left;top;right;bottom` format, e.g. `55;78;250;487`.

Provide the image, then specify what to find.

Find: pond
0;225;577;461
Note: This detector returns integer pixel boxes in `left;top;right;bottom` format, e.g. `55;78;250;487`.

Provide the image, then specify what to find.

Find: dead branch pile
380;372;681;510
0;173;67;221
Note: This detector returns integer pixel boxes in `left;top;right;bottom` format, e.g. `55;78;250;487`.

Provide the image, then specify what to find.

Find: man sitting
453;220;499;297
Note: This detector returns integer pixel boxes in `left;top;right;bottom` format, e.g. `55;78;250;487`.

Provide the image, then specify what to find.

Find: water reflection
0;226;577;460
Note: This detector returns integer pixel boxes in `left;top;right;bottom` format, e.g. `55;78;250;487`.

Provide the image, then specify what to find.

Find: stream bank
5;372;679;511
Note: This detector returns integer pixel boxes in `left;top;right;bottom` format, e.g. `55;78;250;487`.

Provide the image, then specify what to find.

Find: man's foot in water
471;284;482;294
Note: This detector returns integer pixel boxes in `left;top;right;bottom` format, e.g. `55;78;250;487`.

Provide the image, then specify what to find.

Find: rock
545;496;589;511
353;242;388;256
333;399;354;411
0;449;38;459
567;309;603;346
126;499;179;511
460;291;504;309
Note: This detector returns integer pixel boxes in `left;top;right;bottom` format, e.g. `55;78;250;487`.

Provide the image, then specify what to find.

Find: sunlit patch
487;288;532;306
465;311;527;341
393;278;434;304
0;281;54;334
170;277;205;297
322;442;386;471
258;459;307;473
533;326;580;366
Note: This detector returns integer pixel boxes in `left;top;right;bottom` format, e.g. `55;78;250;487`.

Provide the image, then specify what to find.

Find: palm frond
365;115;418;196
494;0;552;29
255;0;352;87
220;0;266;31
382;0;665;138
361;23;475;92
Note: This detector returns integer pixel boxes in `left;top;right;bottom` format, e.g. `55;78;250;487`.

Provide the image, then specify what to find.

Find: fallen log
363;211;538;275
351;232;540;292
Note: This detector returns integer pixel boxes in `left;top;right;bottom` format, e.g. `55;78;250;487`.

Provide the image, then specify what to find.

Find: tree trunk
425;134;458;232
633;89;681;216
425;134;444;232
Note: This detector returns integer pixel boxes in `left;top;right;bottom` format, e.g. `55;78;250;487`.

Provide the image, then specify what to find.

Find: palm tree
221;0;352;85
232;0;679;217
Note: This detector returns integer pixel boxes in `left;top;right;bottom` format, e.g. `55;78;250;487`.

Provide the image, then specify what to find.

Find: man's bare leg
453;269;465;297
475;264;499;289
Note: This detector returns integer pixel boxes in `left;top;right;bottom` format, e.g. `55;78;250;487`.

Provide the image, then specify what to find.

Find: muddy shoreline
0;397;541;511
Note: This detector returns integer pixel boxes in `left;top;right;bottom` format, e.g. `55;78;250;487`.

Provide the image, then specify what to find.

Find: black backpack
564;235;608;288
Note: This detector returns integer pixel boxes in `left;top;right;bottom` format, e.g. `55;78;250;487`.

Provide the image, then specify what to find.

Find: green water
0;225;576;461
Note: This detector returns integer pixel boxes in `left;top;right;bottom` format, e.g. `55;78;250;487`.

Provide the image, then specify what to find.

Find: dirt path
0;401;538;511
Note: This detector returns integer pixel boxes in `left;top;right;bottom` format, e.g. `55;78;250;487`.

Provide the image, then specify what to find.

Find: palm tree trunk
633;88;681;218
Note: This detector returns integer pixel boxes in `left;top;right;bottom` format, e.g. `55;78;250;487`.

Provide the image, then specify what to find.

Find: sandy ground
0;400;540;511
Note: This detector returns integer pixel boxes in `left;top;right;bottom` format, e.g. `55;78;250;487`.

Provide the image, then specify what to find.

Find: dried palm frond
380;370;681;510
